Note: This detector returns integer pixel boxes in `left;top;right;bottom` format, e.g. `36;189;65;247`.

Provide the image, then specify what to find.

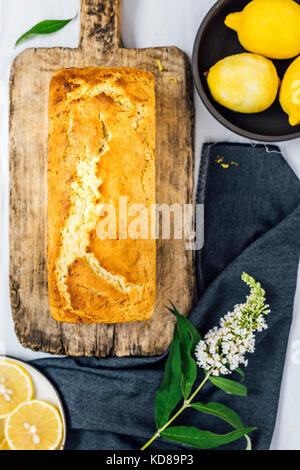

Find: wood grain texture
9;0;195;357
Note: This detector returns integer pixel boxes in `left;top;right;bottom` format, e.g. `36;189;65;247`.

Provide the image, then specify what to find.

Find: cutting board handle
79;0;123;51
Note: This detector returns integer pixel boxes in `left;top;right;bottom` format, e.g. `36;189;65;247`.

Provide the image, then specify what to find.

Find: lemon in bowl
207;53;280;113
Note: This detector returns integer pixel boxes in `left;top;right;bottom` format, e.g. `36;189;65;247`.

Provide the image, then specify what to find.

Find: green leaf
209;377;247;396
161;426;257;449
15;17;75;46
168;304;197;399
191;402;244;429
155;329;182;429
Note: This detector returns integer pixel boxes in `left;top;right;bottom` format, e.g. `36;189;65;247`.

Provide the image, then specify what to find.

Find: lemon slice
0;360;33;418
5;400;63;450
0;437;11;450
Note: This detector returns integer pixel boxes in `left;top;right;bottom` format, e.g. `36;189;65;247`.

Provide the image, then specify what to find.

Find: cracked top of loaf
47;67;156;323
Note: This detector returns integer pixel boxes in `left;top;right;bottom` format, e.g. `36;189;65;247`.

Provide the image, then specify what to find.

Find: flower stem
140;370;213;450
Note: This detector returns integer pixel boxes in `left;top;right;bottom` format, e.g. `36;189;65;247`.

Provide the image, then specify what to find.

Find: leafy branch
141;273;269;450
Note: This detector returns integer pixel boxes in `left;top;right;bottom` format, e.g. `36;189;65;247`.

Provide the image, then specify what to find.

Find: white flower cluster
195;273;270;376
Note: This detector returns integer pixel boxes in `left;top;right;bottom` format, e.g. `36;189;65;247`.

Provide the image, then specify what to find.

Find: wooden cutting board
9;0;195;357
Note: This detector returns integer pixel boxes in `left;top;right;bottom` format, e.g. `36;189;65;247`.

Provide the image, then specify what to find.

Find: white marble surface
0;0;299;450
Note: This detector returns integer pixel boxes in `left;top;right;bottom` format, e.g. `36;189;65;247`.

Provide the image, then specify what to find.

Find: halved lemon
0;437;11;450
5;400;63;450
0;360;33;418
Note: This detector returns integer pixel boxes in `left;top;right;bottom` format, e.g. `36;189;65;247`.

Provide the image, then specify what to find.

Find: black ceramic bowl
192;0;300;142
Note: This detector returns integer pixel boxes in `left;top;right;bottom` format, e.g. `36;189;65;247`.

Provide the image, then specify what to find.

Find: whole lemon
207;53;280;113
279;55;300;126
225;0;300;60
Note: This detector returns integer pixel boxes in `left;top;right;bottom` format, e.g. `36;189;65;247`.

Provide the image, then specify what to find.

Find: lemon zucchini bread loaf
47;67;156;323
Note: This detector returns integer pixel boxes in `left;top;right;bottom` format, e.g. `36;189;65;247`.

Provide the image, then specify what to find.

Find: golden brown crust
47;67;156;323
